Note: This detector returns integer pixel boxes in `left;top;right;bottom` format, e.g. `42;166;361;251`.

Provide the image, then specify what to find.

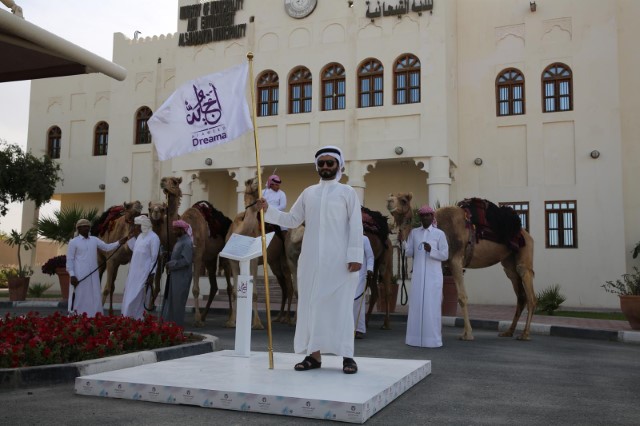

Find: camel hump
192;200;232;238
91;205;125;237
457;198;524;250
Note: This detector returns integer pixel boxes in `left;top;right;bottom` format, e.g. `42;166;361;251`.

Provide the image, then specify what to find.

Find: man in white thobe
262;174;287;211
67;219;127;317
354;234;374;339
257;145;363;374
121;215;160;320
404;205;449;348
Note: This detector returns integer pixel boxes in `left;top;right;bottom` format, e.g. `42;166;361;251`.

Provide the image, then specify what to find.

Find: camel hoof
458;334;475;341
193;321;204;328
224;320;236;328
516;334;531;341
252;323;265;330
498;331;514;338
380;324;391;330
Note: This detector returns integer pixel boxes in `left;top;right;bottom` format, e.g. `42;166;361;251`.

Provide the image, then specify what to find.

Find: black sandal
343;357;358;374
294;355;322;371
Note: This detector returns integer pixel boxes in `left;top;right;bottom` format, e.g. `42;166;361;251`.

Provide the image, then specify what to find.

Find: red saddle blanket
93;205;125;237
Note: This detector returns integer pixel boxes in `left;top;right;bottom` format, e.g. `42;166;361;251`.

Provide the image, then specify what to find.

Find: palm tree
37;205;99;244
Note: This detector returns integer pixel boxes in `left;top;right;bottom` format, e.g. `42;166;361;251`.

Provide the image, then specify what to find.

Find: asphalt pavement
1;301;639;425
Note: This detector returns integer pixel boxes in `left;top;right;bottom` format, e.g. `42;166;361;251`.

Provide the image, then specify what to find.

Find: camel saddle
92;205;125;237
192;200;232;239
361;206;390;249
457;198;525;256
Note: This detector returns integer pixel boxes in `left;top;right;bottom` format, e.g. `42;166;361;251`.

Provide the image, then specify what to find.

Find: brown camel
92;201;143;315
361;207;394;330
388;193;536;341
159;176;231;326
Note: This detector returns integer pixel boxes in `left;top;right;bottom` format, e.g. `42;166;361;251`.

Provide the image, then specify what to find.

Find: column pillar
344;160;377;205
426;156;452;207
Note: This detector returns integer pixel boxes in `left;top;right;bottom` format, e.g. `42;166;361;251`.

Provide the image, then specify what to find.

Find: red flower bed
0;312;187;368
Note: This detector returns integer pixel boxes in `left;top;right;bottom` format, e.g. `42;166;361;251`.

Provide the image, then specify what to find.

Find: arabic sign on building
365;0;433;19
178;0;247;47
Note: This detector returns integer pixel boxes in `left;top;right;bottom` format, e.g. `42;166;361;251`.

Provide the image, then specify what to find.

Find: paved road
1;307;639;425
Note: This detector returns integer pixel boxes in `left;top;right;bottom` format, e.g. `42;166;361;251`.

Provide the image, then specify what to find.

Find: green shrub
536;284;566;315
27;282;53;298
602;267;640;296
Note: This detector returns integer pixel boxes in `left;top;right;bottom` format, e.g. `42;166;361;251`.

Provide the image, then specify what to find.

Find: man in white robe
404;205;449;348
354;234;374;339
121;215;160;320
67;219;127;317
262;174;287;211
257;145;363;374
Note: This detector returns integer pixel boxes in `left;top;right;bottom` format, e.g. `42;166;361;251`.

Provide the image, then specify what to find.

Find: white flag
149;62;253;161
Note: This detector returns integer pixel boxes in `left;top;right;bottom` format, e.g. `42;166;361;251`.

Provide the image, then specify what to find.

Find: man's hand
70;276;79;287
348;262;361;272
146;274;155;285
118;236;129;245
422;242;431;252
367;271;374;280
255;197;269;212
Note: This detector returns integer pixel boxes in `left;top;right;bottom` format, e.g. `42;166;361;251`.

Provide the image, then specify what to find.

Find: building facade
24;0;640;308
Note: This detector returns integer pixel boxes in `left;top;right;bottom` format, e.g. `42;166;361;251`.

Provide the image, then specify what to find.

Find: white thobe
263;187;288;230
405;225;449;348
121;231;160;320
66;235;121;317
353;235;374;334
264;178;363;357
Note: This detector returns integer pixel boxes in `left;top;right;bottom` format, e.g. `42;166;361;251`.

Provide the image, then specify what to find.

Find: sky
0;0;178;233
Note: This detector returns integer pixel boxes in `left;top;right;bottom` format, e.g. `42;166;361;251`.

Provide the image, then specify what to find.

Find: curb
0;333;220;390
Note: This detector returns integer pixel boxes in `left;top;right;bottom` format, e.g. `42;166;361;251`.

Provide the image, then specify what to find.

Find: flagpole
247;52;275;369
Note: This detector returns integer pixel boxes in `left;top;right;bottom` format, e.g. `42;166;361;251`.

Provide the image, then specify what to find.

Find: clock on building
284;0;318;19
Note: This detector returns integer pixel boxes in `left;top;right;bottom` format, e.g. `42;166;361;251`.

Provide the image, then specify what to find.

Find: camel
91;201;143;315
158;176;232;326
361;207;395;330
387;193;536;341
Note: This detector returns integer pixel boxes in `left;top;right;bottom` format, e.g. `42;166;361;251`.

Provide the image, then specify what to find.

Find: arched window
257;70;279;117
135;106;153;144
321;63;346;111
47;126;61;159
289;66;312;114
93;121;109;156
394;54;420;104
358;58;383;108
542;63;572;112
496;68;525;116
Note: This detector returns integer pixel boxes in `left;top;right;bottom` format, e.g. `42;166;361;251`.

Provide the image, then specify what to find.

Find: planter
376;283;399;313
55;267;70;300
8;277;30;301
442;275;458;316
619;295;640;330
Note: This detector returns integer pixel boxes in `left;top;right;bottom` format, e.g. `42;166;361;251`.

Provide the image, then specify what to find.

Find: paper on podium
219;232;274;261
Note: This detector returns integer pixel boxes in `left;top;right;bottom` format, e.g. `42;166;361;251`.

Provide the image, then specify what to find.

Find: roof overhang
0;8;127;82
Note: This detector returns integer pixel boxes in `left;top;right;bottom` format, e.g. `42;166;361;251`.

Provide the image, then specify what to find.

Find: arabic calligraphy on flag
149;62;253;161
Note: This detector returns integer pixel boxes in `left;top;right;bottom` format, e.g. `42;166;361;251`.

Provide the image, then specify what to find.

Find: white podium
219;232;274;357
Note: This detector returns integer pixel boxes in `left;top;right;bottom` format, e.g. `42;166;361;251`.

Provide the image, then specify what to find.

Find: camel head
160;176;182;198
387;192;413;216
123;200;143;222
148;201;168;224
243;177;259;207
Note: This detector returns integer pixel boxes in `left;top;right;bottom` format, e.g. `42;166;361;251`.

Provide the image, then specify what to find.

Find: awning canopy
0;8;127;82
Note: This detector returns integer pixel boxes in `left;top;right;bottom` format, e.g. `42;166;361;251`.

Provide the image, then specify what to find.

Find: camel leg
225;261;239;328
192;259;203;326
104;261;118;316
380;246;394;330
201;266;219;322
499;256;526;338
365;268;378;328
516;262;536;341
452;261;474;341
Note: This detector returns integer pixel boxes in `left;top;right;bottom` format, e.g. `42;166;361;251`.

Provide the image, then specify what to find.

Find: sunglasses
317;159;336;167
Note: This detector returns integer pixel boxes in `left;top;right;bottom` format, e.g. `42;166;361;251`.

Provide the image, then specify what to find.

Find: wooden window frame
135;106;153;145
358;58;384;108
47;126;61;159
545;200;577;248
542;63;573;113
394;54;421;105
93;121;109;156
496;68;525;116
321;63;346;111
499;201;530;233
288;66;312;114
257;70;279;117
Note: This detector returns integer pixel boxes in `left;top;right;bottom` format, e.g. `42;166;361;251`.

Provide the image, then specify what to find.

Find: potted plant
602;266;640;330
41;255;69;300
1;228;37;301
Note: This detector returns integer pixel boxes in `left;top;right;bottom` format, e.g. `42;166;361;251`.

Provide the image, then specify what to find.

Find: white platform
75;350;431;423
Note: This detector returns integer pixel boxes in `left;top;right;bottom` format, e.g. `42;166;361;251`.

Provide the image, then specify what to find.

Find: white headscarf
314;145;344;181
134;215;152;234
